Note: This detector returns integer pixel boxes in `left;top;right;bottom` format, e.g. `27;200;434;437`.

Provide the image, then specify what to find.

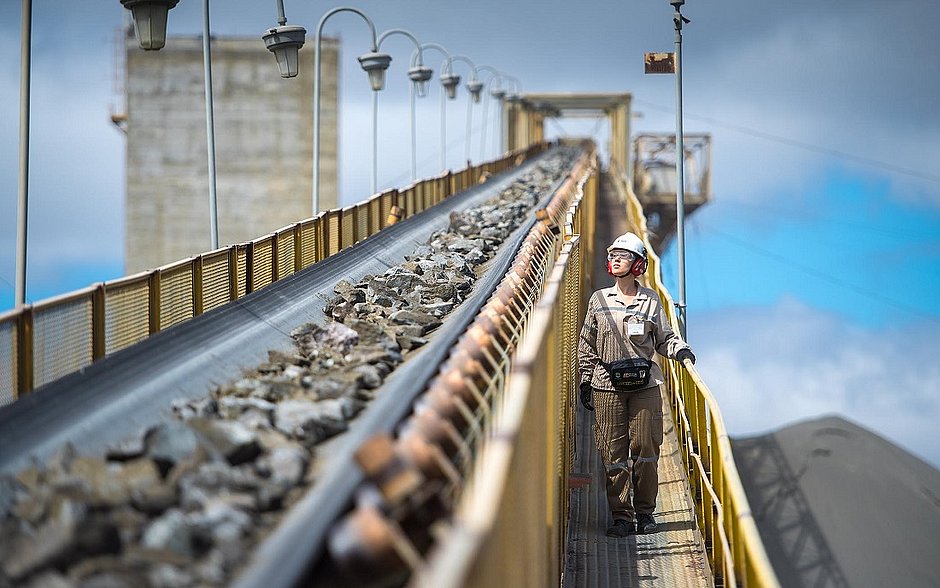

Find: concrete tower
117;33;339;273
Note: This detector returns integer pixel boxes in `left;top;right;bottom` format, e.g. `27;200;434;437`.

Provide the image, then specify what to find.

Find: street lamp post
475;66;504;162
313;7;390;214
121;0;219;249
376;29;427;189
489;85;505;158
15;0;31;307
439;68;460;170
671;0;690;339
440;55;481;167
201;0;219;249
411;43;453;172
501;75;522;152
407;63;433;181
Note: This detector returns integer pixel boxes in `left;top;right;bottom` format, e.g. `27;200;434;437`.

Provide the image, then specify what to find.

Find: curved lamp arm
475;64;502;85
446;55;478;81
317;6;379;51
502;74;523;95
313;6;384;214
378;28;423;63
411;42;451;70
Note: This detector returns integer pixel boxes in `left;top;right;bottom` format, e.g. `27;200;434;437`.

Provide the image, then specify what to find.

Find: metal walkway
562;171;712;587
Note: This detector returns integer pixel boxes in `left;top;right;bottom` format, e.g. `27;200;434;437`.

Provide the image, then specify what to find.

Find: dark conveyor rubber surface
0;150;556;476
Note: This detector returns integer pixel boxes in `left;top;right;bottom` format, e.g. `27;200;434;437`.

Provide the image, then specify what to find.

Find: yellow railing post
16;307;33;396
92;283;105;361
148;270;161;335
193;256;204;316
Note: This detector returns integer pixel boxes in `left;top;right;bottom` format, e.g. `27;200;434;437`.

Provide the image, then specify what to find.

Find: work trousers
591;385;664;522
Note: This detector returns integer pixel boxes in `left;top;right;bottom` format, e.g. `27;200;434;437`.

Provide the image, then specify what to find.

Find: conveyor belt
0;149;561;476
234;162;573;588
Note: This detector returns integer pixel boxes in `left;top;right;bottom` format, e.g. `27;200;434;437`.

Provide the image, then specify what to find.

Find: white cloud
692;297;940;468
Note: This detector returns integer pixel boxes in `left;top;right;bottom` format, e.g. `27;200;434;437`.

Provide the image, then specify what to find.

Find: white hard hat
607;232;647;260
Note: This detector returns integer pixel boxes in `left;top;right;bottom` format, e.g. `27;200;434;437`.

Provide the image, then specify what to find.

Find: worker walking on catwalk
577;232;695;537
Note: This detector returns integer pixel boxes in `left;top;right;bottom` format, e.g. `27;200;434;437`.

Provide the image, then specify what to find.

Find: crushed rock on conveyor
0;148;579;588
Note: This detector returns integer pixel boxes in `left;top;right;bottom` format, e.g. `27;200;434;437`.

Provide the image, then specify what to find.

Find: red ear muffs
609;257;646;277
630;257;648;276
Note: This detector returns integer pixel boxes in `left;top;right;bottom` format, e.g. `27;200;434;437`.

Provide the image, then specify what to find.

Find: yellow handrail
611;159;780;588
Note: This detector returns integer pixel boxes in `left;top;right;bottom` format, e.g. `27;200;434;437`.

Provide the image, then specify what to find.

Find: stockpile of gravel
0;149;578;587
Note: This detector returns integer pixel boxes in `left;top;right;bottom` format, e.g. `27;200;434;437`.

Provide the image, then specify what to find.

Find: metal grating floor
563;400;712;587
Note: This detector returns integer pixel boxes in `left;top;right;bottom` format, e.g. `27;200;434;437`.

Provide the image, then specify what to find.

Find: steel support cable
0;149;562;476
232;156;579;588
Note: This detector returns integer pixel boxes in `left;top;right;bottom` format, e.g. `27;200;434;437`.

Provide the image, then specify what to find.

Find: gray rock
274;400;347;442
312;322;360;354
389;309;442;329
256;446;309;487
104;435;146;462
144;422;202;474
352;364;383;389
141;509;194;559
148;564;195;588
1;499;85;580
217;396;276;420
188;419;262;466
0;475;22;519
397;335;429;351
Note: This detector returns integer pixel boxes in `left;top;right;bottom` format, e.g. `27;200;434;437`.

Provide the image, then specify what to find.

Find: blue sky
666;168;940;328
1;1;938;466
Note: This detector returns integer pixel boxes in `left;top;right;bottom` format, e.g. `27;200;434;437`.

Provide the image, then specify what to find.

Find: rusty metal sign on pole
644;52;676;74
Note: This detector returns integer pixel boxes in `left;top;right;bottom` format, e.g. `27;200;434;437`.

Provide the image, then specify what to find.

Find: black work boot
606;519;636;537
636;513;657;534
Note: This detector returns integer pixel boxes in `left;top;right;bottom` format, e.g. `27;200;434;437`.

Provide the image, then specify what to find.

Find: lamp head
120;0;180;51
441;73;461;100
408;65;434;98
466;80;483;103
490;88;506;99
262;25;307;78
358;51;393;91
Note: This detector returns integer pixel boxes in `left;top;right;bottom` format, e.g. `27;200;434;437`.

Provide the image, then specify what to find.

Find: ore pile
0;148;577;588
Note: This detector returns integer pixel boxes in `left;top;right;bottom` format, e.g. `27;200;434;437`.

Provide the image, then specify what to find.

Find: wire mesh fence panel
0;318;18;406
201;251;231;313
325;211;341;257
105;278;150;355
159;264;195;330
299;220;318;269
379;192;393;229
404;187;417;218
32;297;95;389
252;238;275;291
356;204;369;243
341;208;355;250
277;229;295;280
236;246;248;297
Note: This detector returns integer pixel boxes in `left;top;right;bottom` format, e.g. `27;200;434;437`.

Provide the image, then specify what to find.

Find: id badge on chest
627;322;644;336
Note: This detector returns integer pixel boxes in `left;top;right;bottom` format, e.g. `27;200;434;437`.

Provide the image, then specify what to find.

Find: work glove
676;348;696;365
579;382;595;412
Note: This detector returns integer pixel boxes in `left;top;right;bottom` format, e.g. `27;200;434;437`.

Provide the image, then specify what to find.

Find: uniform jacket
578;282;691;391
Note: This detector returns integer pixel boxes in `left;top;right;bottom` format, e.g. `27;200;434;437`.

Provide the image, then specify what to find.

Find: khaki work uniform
577;281;691;523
